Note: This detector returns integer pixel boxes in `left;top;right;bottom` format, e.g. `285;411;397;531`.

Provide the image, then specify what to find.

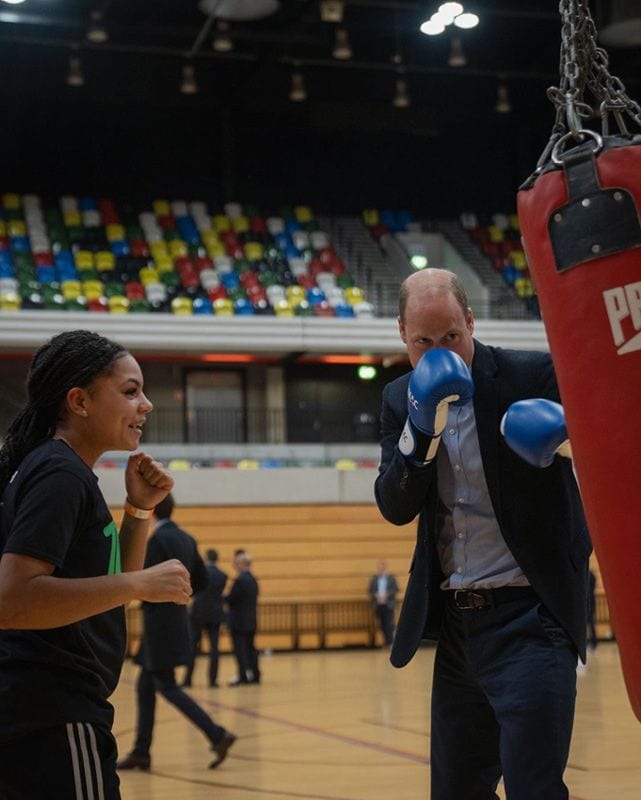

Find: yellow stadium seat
206;241;225;258
509;214;520;231
511;250;527;269
150;240;169;257
362;208;380;226
231;216;249;234
108;295;130;314
244;242;263;262
168;459;191;471
74;250;94;269
61;280;82;300
105;223;125;242
8;220;26;237
488;225;505;243
344;286;365;305
213;298;234;315
171;296;192;315
168;239;188;258
96;251;115;270
237;459;260;470
2;193;21;211
294;205;313;223
286;285;306;306
335;458;358;470
154;254;174;273
82;280;105;301
514;277;534;298
0;291;21;311
0;221;6;237
139;266;160;285
212;215;231;233
63;210;82;227
152;199;171;216
202;229;219;246
274;299;294;317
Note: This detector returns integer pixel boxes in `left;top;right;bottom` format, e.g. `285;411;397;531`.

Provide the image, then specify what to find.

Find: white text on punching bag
603;281;641;355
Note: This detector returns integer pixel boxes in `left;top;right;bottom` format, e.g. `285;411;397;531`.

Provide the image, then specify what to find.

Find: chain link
536;0;641;170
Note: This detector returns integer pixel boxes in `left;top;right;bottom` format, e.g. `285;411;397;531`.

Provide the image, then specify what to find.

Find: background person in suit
226;552;260;686
375;268;590;800
183;548;227;688
367;560;398;647
117;494;236;771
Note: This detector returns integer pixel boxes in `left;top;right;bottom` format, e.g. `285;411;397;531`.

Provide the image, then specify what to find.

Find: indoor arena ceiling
0;1;639;120
1;1;640;216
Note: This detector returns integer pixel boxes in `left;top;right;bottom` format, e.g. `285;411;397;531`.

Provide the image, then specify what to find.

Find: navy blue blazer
190;563;227;625
136;520;209;670
375;340;591;667
226;571;259;632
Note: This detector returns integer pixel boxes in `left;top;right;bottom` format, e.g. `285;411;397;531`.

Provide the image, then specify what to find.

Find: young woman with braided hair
0;329;192;800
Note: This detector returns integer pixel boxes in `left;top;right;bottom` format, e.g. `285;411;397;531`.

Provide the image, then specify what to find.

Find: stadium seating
0;194;370;317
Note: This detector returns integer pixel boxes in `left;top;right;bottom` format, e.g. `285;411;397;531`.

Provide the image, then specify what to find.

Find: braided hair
0;330;127;493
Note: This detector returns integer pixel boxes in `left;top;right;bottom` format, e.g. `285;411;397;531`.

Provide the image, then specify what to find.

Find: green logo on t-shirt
102;520;121;575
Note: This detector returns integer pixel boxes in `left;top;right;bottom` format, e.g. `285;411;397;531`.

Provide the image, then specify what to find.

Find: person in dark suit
183;548;227;688
225;552;260;686
375;268;590;800
117;494;236;771
367;560;399;647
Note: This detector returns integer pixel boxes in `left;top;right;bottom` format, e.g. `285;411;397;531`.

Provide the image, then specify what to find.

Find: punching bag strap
548;141;641;273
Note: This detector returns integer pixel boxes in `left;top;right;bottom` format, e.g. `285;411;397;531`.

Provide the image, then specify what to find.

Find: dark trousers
132;667;226;756
231;629;259;682
0;722;120;800
375;604;395;646
185;619;221;686
431;594;578;800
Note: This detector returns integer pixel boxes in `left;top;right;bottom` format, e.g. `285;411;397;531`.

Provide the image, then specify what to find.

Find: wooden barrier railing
125;598;380;655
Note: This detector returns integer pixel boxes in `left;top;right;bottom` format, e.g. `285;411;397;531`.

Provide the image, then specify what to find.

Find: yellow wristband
124;499;153;520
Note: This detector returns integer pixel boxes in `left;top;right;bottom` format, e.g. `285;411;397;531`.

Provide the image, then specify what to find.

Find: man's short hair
206;548;218;562
154;493;175;520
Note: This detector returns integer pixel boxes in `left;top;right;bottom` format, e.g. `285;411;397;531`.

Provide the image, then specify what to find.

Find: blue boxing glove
398;349;474;465
501;398;572;467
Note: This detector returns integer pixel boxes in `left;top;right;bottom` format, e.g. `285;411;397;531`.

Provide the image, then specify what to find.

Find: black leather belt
450;586;536;611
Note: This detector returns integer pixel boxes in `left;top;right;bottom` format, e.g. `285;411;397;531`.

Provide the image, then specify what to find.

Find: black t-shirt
0;439;126;742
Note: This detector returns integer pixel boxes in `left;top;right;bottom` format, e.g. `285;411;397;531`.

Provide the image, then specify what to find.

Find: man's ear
466;308;475;335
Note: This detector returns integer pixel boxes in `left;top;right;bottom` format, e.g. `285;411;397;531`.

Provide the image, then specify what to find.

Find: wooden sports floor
113;642;641;800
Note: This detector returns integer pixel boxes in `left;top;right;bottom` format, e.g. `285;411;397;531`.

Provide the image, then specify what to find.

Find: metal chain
536;0;641;170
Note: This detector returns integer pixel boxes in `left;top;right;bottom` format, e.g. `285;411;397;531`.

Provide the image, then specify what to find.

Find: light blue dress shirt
436;400;529;590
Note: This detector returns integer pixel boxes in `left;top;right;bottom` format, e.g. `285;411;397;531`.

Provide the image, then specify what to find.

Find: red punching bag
517;0;641;722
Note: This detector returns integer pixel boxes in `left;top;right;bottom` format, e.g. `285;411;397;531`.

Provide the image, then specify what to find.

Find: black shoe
209;682;219;688
209;732;237;768
116;752;151;771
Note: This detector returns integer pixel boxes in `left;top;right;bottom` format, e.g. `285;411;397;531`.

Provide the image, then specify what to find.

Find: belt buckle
454;590;489;610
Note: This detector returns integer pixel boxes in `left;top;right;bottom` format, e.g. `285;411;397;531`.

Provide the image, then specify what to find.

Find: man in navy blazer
117;494;236;771
225;551;260;686
183;548;227;688
375;268;590;800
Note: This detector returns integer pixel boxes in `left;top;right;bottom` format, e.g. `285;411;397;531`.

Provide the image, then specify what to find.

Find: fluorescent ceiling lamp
439;2;464;18
420;18;445;36
0;0;27;5
454;12;479;29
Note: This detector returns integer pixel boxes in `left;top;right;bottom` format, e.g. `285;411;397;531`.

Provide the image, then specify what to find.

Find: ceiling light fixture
448;35;467;67
289;71;307;102
320;0;344;24
66;53;85;87
420;3;479;36
180;62;198;95
86;10;108;44
393;77;410;109
332;28;352;60
495;83;512;113
212;19;233;52
454;12;480;30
